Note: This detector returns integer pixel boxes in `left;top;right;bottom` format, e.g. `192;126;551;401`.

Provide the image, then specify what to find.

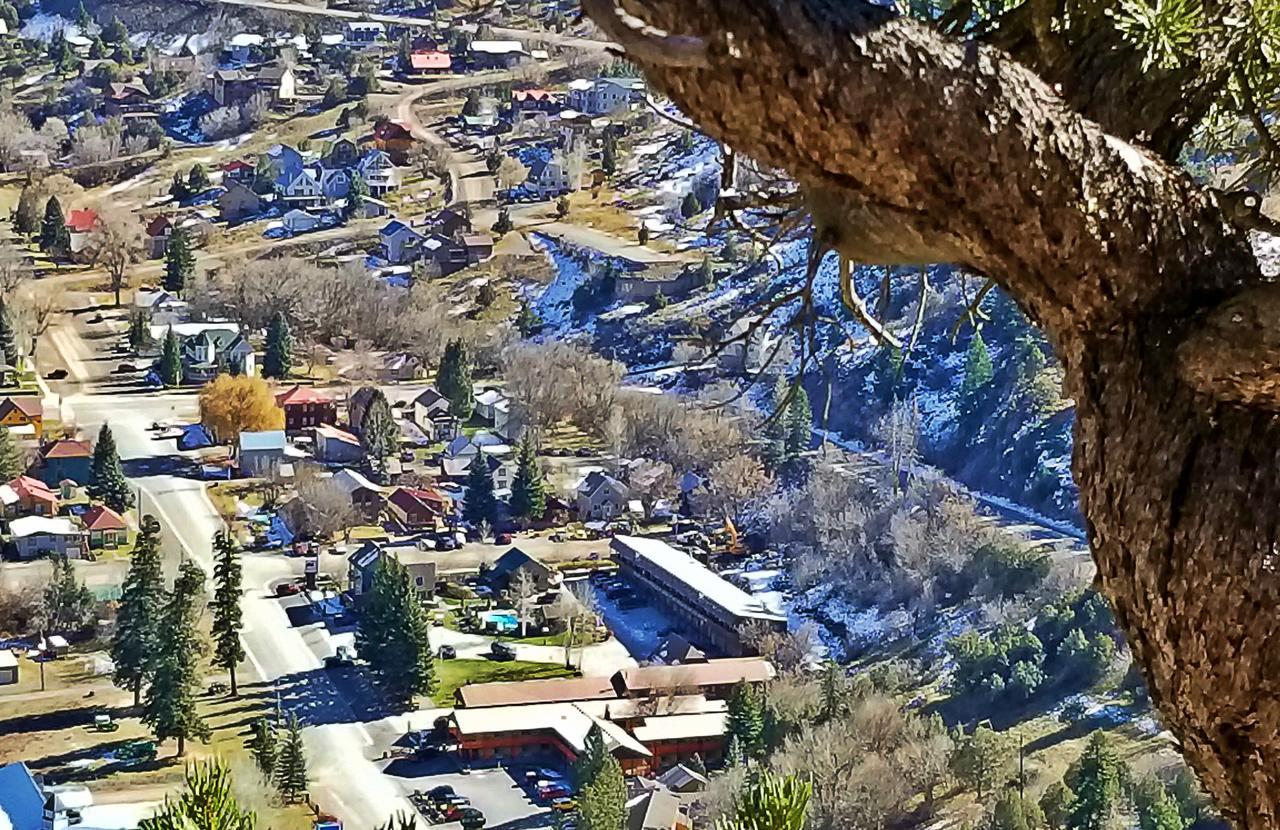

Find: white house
134;288;189;327
226;32;265;63
380;219;424;264
526;156;575;198
281;169;323;208
568;77;647;115
282;209;321;234
9;516;88;560
356;150;401;196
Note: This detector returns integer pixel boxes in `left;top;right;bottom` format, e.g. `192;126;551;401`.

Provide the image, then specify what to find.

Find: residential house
442;452;514;493
655;763;709;794
380;352;423;382
577;471;631;520
218;181;263;224
7;476;57;517
443;431;509;459
386;486;453;530
319;167;352;203
225;32;264;63
411;387;458;441
511;88;559;114
616;266;711;302
181;329;256;383
235;430;287;476
35;439;91;487
221;159;255;183
213;65;296;107
282;208;321;234
468;40;528;69
431;208;471;238
474;389;509;423
211;68;258;107
133;288;189;327
65;208;98;260
526;156;575;198
0;761;42;828
281;169;324;208
423;233;468;274
407;50;453;75
348;386;377;432
265;144;305;189
103;80;155;119
717;315;778;376
144;215;173;259
0;651;16;685
360;197;391;219
625;790;691;830
276;385;337;432
380;219;424;264
357;149;402;194
332;468;386;518
569;77;647;115
313;423;363;464
486;547;559;592
9;516;87;560
0;397;42;440
612;536;788;657
345;21;386;45
462;233;494;263
348;540;435;598
256;64;297;105
320;137;359;169
82;504;128;549
372;121;414;161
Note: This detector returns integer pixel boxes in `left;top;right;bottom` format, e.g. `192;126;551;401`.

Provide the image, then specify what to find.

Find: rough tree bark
583;0;1280;823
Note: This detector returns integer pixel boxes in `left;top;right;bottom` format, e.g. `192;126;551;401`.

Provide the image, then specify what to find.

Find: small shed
0;649;17;685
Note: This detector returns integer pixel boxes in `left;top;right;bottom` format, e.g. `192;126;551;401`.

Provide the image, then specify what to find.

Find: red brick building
275;385;337;433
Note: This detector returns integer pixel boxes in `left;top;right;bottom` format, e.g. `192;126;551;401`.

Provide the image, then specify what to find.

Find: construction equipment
92;714;119;733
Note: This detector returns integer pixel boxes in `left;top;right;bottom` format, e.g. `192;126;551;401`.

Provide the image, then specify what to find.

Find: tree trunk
176;734;185;757
132;680;140;710
582;0;1280;822
229;664;238;698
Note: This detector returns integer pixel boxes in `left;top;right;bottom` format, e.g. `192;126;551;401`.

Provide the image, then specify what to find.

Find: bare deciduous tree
88;208;145;306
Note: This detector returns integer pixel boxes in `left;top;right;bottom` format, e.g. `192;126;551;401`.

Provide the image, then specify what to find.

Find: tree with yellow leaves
199;375;284;447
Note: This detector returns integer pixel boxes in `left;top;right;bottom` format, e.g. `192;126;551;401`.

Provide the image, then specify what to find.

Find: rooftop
10;516;81;538
81;504;127;532
611;536;786;624
456;675;618;708
613;658;777;694
452;701;649;758
239;431;287;452
629;712;727;743
42;439;91;459
276;385;335;406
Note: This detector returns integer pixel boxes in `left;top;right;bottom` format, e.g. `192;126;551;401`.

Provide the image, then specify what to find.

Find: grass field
430;659;574;706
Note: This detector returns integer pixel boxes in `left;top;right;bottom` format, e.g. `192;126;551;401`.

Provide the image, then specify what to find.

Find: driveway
380;760;558;830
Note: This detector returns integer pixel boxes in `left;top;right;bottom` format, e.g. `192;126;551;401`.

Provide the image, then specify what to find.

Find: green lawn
432;659;575;706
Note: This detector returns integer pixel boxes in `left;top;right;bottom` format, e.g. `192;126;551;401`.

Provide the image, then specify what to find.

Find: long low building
610;658;776;699
611;535;787;656
454;675;619;708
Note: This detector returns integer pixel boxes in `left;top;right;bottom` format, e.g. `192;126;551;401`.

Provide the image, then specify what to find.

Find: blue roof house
0;762;43;830
236;430;287;477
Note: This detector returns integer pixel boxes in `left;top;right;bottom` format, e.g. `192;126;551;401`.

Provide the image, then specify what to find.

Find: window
416;576;425;586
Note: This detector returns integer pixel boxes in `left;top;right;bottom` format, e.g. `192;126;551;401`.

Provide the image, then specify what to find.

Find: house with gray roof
236;430;287;476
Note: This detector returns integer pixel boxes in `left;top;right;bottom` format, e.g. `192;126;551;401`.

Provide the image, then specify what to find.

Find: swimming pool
484;611;520;632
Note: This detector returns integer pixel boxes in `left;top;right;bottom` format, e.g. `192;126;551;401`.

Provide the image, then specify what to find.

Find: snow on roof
470;40;525;54
567;78;593;91
228;33;264;47
452;701;650;757
149;321;239;341
611;535;788;623
630;712;727;743
315;423;360;446
333;468;382;495
10;516;81;537
0;485;17;506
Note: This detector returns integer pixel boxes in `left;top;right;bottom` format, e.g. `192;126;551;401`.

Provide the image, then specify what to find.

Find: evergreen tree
159;327;182;386
164;227;194;295
359;388;398;480
871;343;906;404
477;282;497;308
462;90;481;116
128;310;149;353
717;771;811;830
274;714;308;802
111;517;164;707
760;374;788;470
13;186;38;236
784;383;811;459
1039;782;1074;829
103;15;128;44
601;134;617;176
211;531;245;697
138;760;255;830
187;163;211;193
990;789;1047;830
509;434;546;522
262;312;293;380
42;555;94;634
437;339;474;419
573;723;608;788
492;206;513;236
951;725;1009;801
579;754;626;830
680;191;701;218
0;297;19;367
87;424;134;512
247;717;278;777
355;554;436;707
1067;732;1123;830
0;426;22;480
170;171;190;202
88;36;105;59
463;452;497;530
39;195;69;255
75;0;91;31
47;32;73;74
0;3;17;35
516;300;541;336
726;681;764;757
817;660;847;722
686;753;707;777
144;560;210;756
345;172;368;219
724;733;745;768
959;330;995;429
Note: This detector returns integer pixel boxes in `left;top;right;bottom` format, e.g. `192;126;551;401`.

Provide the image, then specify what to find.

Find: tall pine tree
0;426;23;480
516;300;541;337
762;374;788;470
784;383;811;459
262;312;293;380
573;724;608;788
275;714;309;802
509;434;545;523
137;761;255;830
87;424;134;512
579;754;626;830
247;717;278;777
144;559;210;756
355;554;436;707
359;388;398;481
111;517;164;707
1067;731;1123;830
463;451;497;530
211;531;245;697
0;298;21;368
726;681;764;758
437;339;474;420
345;173;368;219
13;186;38;237
40;196;69;255
959;330;995;430
42;555;93;634
164;227;194;295
159;327;182;386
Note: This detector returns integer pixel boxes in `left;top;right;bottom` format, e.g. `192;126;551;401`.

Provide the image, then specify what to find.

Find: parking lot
381;756;570;830
583;572;682;661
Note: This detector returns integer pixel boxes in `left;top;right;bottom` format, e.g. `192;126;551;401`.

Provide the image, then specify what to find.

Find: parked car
428;785;456;801
439;645;456;659
495;532;513;545
435;534;459;551
551;798;578;813
115;362;139;374
490;641;516;661
459;808;485;830
46;368;68;380
275;581;303;597
400;450;415;462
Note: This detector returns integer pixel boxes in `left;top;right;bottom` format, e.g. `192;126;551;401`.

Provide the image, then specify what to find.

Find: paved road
202;0;610;53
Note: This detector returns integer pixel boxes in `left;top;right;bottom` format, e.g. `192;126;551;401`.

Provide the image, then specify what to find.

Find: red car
496;532;513;545
275;582;303;597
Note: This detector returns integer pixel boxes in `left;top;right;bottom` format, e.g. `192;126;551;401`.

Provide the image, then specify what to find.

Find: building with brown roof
610;658;776;700
275;385;337;432
454;675;618;708
0;397;41;440
36;439;92;487
386;486;452;531
6;475;57;517
82;504;128;549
